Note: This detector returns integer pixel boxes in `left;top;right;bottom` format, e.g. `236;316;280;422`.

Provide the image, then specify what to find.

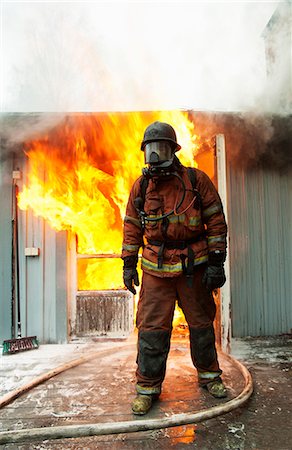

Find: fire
18;111;200;292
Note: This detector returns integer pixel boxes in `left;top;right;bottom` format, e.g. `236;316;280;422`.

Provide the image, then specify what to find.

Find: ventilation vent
76;290;134;338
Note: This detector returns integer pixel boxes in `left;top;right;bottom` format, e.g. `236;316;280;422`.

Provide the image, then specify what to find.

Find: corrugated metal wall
0;147;68;344
0;157;13;341
227;165;292;336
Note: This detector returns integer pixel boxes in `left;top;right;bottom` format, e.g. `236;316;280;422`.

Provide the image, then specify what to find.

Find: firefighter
122;121;228;415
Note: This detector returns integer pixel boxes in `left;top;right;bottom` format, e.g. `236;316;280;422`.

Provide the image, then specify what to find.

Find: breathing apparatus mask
141;121;181;178
143;141;175;176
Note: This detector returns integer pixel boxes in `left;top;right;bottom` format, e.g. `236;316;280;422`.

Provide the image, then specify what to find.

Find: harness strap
187;167;201;210
156;217;169;269
147;236;204;287
157;243;165;269
147;235;204;249
186;246;195;287
178;249;195;287
140;177;148;203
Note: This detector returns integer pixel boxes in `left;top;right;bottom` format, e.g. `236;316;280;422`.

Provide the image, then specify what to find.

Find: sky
0;0;280;113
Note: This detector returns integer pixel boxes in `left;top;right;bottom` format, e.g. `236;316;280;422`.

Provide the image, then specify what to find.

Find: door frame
215;134;231;353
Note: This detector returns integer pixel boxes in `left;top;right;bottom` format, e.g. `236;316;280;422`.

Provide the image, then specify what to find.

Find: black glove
202;251;226;291
123;255;139;295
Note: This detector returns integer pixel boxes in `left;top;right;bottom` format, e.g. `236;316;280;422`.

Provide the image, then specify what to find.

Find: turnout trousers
135;264;222;395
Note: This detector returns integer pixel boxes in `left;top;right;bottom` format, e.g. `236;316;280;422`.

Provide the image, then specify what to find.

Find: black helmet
141;121;181;151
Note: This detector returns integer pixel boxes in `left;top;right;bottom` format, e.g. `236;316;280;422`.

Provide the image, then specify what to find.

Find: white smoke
258;0;292;115
1;0;284;114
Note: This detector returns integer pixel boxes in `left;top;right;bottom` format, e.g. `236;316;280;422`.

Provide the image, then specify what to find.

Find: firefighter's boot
205;379;227;398
131;394;153;415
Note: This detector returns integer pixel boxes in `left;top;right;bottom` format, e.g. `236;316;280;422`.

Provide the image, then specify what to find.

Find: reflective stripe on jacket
121;165;227;278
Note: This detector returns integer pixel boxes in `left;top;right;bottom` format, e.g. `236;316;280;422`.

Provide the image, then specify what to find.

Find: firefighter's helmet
141;121;181;151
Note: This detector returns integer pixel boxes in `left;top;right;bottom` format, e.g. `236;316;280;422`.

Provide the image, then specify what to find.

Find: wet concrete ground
0;332;291;449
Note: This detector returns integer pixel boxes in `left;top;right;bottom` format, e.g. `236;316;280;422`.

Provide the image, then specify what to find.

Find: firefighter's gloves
202;251;226;291
203;265;226;291
123;255;139;295
124;268;139;295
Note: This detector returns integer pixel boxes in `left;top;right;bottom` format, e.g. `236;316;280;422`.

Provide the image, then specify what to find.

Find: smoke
226;113;292;170
191;111;292;171
1;1;284;114
1;2;291;168
0;113;66;163
256;1;292;115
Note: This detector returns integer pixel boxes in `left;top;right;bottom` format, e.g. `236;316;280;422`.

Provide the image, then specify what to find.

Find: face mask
144;141;173;165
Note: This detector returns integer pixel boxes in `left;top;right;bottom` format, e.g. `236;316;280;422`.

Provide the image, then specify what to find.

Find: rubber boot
131;394;153;415
204;378;227;398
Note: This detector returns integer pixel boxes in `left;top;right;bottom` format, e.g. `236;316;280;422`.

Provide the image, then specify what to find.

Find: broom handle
14;183;22;339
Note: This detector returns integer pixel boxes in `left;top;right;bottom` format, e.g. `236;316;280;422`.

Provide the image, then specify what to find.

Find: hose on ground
0;345;253;444
0;345;129;409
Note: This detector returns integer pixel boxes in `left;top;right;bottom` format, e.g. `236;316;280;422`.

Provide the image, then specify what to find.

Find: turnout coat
122;164;227;278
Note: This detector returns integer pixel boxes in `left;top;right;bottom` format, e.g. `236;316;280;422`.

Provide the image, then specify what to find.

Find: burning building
0;109;291;349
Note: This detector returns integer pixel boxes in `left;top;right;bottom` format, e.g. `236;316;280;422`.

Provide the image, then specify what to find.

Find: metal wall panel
0;158;13;341
227;165;292;336
0;144;68;344
21;211;68;343
55;231;68;342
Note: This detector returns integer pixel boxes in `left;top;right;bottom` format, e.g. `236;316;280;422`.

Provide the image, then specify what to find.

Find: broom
2;177;39;355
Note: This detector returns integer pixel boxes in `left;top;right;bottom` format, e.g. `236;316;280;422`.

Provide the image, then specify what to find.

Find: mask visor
144;141;173;165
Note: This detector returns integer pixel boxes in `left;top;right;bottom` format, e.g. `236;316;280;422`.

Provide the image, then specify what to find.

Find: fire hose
0;344;253;444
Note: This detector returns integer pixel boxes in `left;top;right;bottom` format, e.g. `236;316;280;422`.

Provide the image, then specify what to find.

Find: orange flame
18;111;200;293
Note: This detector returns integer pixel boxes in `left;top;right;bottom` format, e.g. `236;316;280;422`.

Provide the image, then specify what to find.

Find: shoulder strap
187;167;201;210
187;167;197;191
139;176;149;208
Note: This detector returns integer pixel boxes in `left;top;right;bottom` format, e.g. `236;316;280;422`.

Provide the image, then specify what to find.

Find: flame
18;111;200;294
